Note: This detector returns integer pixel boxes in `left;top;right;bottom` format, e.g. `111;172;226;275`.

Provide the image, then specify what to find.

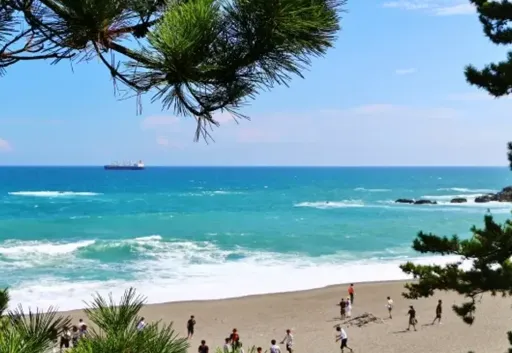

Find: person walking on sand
386;296;394;319
407;305;417;331
345;296;352;318
280;329;294;353
339;298;346;319
270;339;281;353
335;326;353;353
432;300;443;325
348;284;355;304
187;315;196;339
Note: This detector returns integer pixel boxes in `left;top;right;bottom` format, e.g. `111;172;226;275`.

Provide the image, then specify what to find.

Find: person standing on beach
280;329;294;353
59;326;71;352
187;315;196;339
386;296;394;319
407;305;417;331
432;300;443;325
345;296;352;318
339;298;346;319
348;284;355;304
230;328;240;349
335;326;353;353
71;326;79;347
198;340;209;353
270;339;281;353
137;317;146;331
223;338;231;353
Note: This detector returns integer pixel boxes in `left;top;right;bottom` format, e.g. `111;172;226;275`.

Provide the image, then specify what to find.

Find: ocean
0;166;511;311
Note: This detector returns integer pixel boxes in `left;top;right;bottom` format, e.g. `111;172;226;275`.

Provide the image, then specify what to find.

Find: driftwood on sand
337;312;384;328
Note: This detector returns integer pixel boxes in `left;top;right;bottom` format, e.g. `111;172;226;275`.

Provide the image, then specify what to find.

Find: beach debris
340;312;384;327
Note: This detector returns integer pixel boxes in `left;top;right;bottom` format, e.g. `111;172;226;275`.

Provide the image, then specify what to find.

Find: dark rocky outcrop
475;194;497;203
414;199;437;205
395;198;414;204
394;186;512;205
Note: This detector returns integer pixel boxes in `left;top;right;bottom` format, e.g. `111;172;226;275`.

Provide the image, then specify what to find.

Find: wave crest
8;191;101;197
294;200;364;209
354;187;391;192
437;187;496;193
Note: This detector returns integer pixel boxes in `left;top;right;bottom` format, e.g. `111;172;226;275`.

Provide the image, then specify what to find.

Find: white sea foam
8;191;101;197
354;187;391;192
2;236;471;311
179;190;244;197
437;187;496;193
294;200;364;209
0;240;95;257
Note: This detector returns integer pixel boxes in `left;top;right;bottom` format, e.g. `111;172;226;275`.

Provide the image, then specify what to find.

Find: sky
0;0;511;166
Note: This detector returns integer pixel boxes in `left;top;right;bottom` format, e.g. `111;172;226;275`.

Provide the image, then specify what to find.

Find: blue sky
0;0;511;166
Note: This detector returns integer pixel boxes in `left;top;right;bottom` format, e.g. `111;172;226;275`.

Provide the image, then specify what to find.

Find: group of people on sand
338;284;355;319
58;319;88;352
189;318;295;353
385;296;443;331
333;284;444;353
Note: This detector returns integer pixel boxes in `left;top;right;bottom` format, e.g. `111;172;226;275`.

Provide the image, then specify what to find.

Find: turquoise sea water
1;166;511;310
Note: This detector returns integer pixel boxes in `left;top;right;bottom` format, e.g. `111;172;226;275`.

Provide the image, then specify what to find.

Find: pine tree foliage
465;0;512;97
401;214;512;324
0;0;344;139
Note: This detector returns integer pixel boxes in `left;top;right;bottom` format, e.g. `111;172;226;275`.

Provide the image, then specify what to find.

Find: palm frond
8;304;71;350
0;288;9;316
83;287;146;334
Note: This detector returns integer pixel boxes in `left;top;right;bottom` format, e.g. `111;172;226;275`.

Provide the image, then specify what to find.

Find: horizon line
0;165;508;168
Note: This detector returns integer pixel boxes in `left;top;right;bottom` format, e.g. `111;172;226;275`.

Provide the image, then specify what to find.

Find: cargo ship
104;160;145;170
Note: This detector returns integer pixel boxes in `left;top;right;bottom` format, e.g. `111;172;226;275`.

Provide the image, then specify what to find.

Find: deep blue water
0;167;510;309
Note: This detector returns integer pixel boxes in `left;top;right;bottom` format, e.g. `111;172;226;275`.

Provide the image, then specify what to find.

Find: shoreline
58;279;512;352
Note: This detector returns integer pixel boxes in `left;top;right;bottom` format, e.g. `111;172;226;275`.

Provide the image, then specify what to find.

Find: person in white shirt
280;329;294;353
78;319;86;329
345;297;352;318
270;339;281;353
335;326;353;353
386;296;394;319
223;338;231;353
137;317;146;331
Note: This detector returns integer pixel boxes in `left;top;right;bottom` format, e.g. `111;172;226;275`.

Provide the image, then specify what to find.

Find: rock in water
475;194;497;203
450;197;467;203
414;199;437;205
395;199;414;204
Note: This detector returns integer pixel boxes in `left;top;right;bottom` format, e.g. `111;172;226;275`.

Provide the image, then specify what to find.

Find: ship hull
104;166;144;170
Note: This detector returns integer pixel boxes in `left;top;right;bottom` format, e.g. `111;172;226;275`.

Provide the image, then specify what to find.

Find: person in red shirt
229;328;240;349
348;284;355;304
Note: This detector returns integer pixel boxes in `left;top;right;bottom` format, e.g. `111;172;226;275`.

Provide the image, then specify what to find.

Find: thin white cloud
383;0;475;16
395;68;417;75
0;138;12;152
434;3;474;15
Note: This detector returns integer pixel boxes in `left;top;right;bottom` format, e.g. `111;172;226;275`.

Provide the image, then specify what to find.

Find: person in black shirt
432;300;442;325
407;305;417;331
198;340;209;353
187;315;196;339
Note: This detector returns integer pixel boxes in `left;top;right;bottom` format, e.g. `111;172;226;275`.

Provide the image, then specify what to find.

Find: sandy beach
59;280;512;353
